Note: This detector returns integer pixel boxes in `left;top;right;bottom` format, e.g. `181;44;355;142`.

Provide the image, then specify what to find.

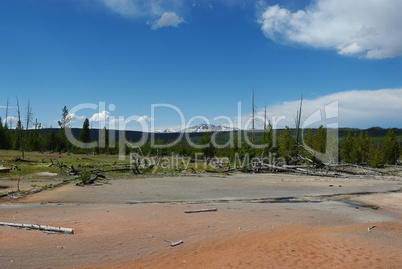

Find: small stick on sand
164;240;184;247
184;208;217;214
0;222;74;234
368;225;377;232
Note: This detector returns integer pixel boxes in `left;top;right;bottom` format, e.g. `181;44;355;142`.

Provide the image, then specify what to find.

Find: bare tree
16;96;25;159
33;118;41;130
25;100;33;131
251;88;256;143
294;95;303;161
5;96;9;128
264;103;267;131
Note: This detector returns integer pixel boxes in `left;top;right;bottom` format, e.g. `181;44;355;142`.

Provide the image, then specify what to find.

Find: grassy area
0;150;230;197
0;150;129;178
0;150;134;196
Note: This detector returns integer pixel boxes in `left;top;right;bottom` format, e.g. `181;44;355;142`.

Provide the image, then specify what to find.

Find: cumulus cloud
245;88;402;129
149;12;185;30
89;110;110;123
54;113;85;127
5;116;19;124
68;113;86;123
258;0;402;59
137;115;153;122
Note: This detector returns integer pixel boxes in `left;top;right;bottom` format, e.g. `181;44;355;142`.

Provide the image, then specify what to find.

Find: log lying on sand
0;222;74;234
164;240;184;247
184;208;217;214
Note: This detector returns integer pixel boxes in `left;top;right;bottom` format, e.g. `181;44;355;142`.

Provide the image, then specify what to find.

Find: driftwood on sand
0;222;74;234
184;208;218;213
164;240;184;247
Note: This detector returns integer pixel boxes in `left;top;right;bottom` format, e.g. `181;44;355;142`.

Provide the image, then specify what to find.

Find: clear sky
1;0;401;131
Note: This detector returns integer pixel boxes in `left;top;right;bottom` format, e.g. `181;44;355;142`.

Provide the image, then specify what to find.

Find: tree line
0;106;400;167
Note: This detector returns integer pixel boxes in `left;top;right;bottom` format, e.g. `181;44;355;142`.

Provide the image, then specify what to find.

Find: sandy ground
17;173;402;204
0;172;61;196
1;173;402;268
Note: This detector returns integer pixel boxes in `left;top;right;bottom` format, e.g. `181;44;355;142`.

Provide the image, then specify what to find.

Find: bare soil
1;173;402;268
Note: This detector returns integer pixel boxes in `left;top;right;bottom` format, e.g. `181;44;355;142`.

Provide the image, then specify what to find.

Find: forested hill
35;127;402;144
2;125;399;167
338;127;402;142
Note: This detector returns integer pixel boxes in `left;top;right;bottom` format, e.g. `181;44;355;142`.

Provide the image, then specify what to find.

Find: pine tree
0;117;4;149
324;130;339;164
2;122;12;150
370;147;384;168
100;126;109;153
79;118;91;143
359;131;373;164
45;129;57;151
350;131;374;164
58;106;71;129
199;132;215;160
382;129;400;165
13;119;23;151
57;106;72;152
278;126;295;164
304;129;314;149
315;125;327;153
261;121;273;156
340;133;353;163
229;136;240;162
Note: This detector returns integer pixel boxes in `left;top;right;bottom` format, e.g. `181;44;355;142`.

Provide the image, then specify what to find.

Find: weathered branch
184;208;217;213
0;222;74;234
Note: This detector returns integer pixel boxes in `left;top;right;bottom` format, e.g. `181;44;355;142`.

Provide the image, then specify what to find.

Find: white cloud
102;0;142;17
5;116;19;123
68;113;86;123
54;113;85;127
258;0;402;59
89;110;110;123
0;105;17;109
338;43;363;55
243;88;402;129
137;115;153;122
101;0;184;18
149;12;185;30
100;1;186;29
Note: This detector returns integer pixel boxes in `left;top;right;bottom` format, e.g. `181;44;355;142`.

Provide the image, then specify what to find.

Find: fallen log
205;169;231;173
184;208;217;213
164;240;183;247
0;167;11;173
14;157;32;162
89;168;131;173
0;222;74;234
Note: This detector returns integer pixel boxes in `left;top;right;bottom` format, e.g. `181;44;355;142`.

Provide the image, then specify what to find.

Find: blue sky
1;0;401;131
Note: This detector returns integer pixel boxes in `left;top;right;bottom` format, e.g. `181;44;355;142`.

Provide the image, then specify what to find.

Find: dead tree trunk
0;222;74;234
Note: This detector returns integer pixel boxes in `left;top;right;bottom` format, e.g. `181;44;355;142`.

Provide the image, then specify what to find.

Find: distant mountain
163;124;236;133
162;128;179;133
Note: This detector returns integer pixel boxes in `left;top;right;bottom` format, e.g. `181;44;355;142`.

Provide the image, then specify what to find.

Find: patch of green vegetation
78;171;91;185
